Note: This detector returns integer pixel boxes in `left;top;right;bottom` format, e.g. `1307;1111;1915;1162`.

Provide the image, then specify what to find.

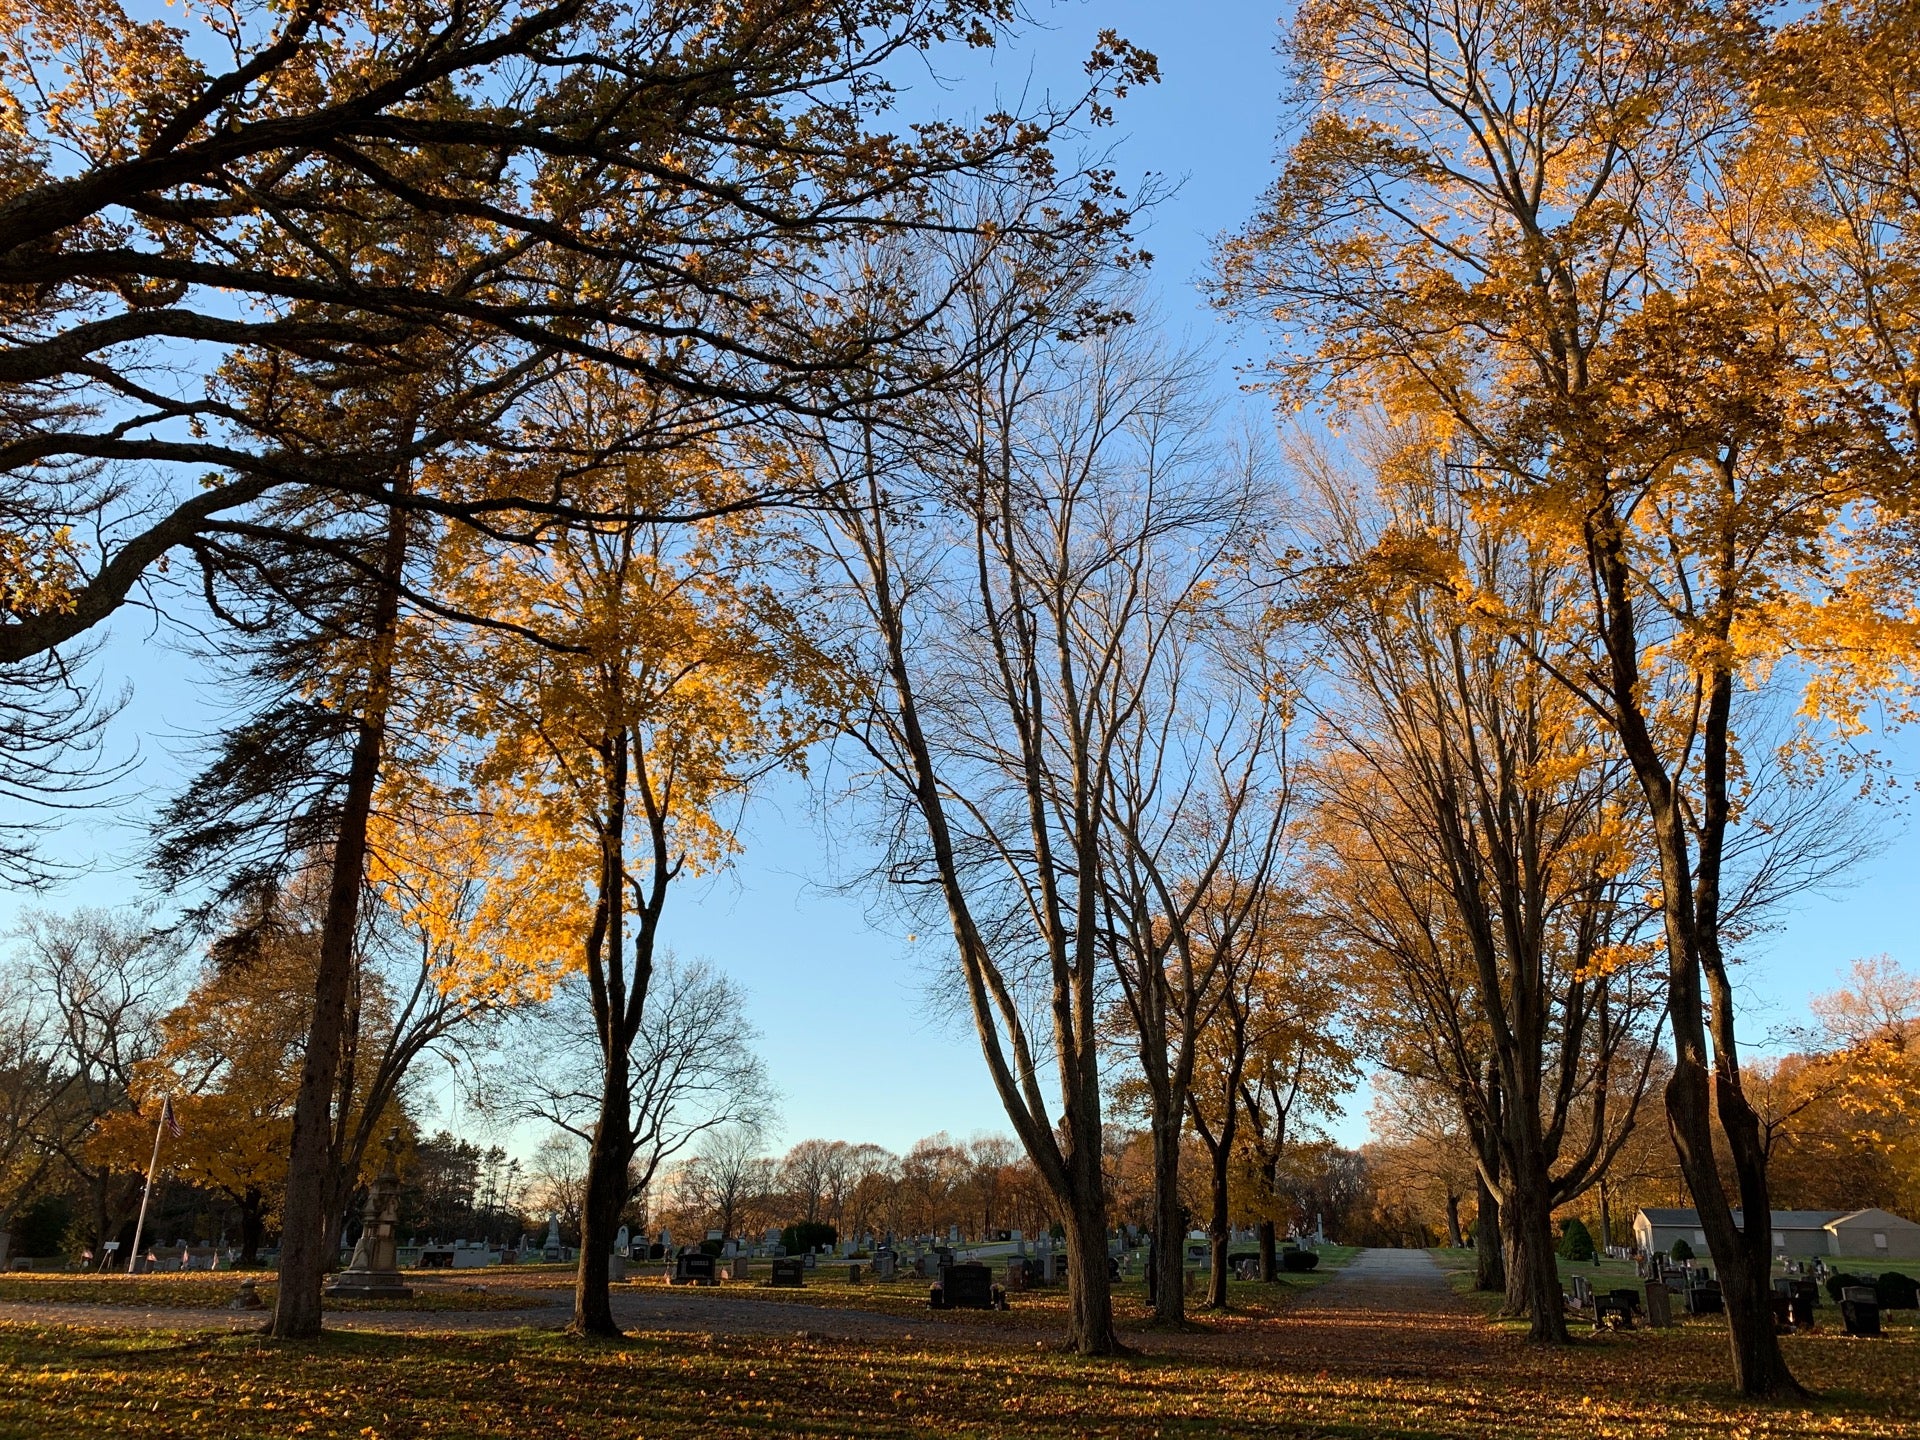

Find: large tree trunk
269;493;406;1340
1257;1218;1278;1283
1474;1170;1504;1293
1063;1178;1116;1354
1205;1139;1232;1309
239;1194;265;1265
1444;1191;1464;1250
1504;1156;1567;1341
574;1043;634;1336
1594;524;1800;1399
1667;1052;1797;1396
1149;1111;1185;1324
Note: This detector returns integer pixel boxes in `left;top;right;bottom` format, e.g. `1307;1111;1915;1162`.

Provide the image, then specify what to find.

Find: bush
1826;1271;1874;1302
1558;1217;1596;1263
1877;1271;1920;1310
1669;1238;1694;1262
1279;1248;1320;1272
781;1222;837;1256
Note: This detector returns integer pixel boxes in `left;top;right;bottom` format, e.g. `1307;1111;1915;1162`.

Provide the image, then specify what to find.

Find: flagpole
126;1100;168;1276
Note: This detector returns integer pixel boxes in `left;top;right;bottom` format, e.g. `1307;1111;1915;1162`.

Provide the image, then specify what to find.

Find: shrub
781;1222;837;1255
1826;1271;1874;1302
1669;1238;1694;1262
1876;1271;1919;1310
1280;1248;1319;1272
1558;1217;1596;1262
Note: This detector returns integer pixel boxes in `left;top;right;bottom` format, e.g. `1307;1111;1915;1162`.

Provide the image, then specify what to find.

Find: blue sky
8;2;1916;1159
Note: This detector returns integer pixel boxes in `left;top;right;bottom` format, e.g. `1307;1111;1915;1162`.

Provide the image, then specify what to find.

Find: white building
1632;1206;1920;1261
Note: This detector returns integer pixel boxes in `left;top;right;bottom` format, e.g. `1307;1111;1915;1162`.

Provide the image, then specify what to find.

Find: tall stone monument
328;1132;413;1300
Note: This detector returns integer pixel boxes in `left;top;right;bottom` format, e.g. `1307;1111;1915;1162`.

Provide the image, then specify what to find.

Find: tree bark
574;1047;632;1336
1063;1178;1116;1354
269;493;407;1339
1585;514;1799;1398
1474;1170;1505;1293
1149;1113;1185;1324
1504;1155;1568;1341
1205;1139;1233;1309
239;1196;265;1266
1257;1218;1278;1283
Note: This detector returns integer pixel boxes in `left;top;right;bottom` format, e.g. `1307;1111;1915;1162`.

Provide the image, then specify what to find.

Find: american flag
160;1095;182;1139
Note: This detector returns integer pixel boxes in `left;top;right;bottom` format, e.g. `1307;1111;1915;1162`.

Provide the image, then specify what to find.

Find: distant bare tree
496;957;776;1241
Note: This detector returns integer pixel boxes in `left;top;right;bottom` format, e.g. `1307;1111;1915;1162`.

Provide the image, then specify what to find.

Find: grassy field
1431;1246;1920;1336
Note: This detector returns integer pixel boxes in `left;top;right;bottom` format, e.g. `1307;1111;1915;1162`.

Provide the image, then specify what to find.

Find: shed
1632;1207;1845;1259
1825;1208;1920;1261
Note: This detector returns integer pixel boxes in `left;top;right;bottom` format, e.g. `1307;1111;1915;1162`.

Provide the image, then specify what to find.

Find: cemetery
3;0;1920;1436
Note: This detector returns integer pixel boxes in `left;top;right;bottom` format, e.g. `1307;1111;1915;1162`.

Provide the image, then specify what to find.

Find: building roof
1636;1208;1700;1226
1633;1207;1846;1229
1827;1208;1920;1231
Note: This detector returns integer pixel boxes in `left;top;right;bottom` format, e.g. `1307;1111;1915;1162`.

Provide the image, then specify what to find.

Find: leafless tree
672;1127;776;1243
808;215;1275;1347
8;908;186;1254
489;955;775;1246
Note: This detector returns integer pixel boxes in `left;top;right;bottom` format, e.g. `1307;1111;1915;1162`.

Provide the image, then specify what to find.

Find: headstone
770;1257;806;1288
328;1134;414;1300
1683;1272;1723;1315
802;1251;817;1270
1841;1285;1881;1338
931;1262;1001;1311
672;1252;718;1286
1643;1280;1673;1329
615;1225;630;1256
543;1213;562;1263
1004;1257;1030;1291
948;1224;961;1245
873;1250;897;1281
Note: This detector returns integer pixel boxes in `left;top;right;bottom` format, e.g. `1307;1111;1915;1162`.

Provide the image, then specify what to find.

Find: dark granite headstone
932;1262;999;1311
673;1252;718;1286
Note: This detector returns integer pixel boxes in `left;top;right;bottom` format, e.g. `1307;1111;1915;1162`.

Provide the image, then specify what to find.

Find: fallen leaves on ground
0;1291;1911;1439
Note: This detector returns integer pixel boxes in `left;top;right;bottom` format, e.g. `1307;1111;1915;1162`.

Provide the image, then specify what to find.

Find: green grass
1430;1246;1919;1336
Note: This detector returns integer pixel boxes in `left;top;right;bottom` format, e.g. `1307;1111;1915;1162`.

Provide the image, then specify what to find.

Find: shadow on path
1258;1247;1510;1378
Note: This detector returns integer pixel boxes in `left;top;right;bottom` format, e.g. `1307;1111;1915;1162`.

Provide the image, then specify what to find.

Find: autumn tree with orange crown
1295;430;1667;1340
435;375;835;1336
1221;0;1912;1395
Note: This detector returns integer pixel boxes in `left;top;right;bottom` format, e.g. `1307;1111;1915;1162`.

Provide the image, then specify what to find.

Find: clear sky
7;1;1915;1161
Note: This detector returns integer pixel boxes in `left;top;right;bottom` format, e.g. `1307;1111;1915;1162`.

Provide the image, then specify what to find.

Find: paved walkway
1258;1247;1507;1377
